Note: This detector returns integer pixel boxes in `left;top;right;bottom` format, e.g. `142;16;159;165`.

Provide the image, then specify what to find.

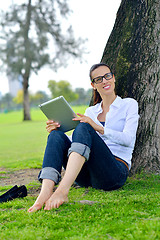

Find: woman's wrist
93;122;104;134
98;126;104;135
89;119;104;135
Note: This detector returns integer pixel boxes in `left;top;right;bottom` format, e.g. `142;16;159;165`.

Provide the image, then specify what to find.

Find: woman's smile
103;84;111;90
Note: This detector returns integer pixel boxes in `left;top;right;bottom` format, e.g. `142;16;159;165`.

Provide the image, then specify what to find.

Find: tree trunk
23;76;31;121
101;0;160;173
23;0;32;121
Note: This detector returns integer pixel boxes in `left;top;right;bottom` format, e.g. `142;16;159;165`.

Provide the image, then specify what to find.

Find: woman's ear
113;74;116;83
91;82;96;90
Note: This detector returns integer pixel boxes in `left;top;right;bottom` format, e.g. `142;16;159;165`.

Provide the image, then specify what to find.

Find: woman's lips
103;85;111;90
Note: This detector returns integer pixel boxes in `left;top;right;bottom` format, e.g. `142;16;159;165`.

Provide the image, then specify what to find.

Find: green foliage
0;93;16;111
0;91;50;112
29;91;49;107
73;88;92;105
0;0;85;75
13;90;23;105
0;0;86;120
48;80;78;103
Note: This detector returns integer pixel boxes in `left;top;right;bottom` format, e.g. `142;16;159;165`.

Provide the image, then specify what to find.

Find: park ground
0;108;160;240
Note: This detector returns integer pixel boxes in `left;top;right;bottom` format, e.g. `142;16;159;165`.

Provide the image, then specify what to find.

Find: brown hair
89;63;111;105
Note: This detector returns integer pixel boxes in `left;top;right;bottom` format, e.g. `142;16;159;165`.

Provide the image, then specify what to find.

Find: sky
0;0;121;96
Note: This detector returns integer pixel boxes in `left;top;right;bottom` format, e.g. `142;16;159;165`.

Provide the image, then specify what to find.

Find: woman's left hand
73;113;104;134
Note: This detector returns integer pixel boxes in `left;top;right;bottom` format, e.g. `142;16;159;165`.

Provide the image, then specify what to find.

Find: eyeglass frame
91;72;113;84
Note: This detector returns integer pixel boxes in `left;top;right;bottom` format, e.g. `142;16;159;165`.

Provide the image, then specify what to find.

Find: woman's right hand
46;120;60;133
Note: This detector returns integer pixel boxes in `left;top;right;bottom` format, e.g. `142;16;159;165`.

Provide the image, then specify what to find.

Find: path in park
0;168;40;187
0;168;41;196
0;168;97;204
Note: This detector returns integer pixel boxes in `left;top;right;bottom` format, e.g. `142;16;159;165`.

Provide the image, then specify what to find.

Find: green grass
0;106;86;169
0;107;160;240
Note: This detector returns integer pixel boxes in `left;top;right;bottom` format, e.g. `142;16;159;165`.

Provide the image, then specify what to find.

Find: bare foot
28;179;55;213
44;189;68;210
28;202;43;213
28;189;53;212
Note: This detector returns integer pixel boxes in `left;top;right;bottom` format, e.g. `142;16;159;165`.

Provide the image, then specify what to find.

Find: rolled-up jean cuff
68;142;90;161
38;167;61;185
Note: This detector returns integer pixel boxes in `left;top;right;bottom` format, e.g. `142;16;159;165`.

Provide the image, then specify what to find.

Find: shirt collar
111;96;122;108
94;95;122;113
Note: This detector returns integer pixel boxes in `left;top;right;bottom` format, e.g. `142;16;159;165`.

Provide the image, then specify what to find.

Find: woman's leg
29;123;128;211
44;152;85;210
28;179;55;212
44;123;128;210
28;131;71;212
70;123;129;191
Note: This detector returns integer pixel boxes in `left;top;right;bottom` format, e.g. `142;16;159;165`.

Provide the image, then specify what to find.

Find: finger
46;125;60;132
46;122;60;128
52;122;60;127
76;113;84;117
72;117;81;121
46;121;60;127
46;120;54;124
46;127;53;133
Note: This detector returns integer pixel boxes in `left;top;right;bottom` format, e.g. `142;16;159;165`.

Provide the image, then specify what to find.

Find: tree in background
13;90;23;106
0;0;85;120
74;88;92;105
48;80;78;103
0;93;14;111
13;90;49;108
101;0;160;173
30;91;49;107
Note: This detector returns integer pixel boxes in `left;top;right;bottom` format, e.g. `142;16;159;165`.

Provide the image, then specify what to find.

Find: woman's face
91;66;116;98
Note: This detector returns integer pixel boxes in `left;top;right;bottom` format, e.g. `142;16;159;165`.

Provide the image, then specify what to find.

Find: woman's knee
72;122;95;146
48;130;66;143
74;122;94;133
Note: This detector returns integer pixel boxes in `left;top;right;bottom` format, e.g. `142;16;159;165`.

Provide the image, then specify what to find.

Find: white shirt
84;96;139;169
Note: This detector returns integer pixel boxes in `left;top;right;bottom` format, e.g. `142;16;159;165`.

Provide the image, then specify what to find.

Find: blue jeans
39;123;129;191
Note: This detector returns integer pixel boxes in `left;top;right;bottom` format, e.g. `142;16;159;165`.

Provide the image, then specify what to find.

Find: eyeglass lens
93;73;112;83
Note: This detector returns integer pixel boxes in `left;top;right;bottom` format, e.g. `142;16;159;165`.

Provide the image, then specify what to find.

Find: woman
28;63;139;212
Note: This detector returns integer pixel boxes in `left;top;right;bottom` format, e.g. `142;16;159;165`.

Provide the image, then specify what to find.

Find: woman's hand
46;120;60;133
73;113;104;135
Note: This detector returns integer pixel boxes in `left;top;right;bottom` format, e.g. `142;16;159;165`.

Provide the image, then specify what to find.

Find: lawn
0;107;160;240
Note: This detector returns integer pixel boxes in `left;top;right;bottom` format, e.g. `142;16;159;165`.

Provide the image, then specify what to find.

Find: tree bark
23;76;31;120
23;0;32;120
101;0;160;173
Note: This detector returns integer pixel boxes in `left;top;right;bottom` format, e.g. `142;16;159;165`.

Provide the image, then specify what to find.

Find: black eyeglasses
92;72;113;84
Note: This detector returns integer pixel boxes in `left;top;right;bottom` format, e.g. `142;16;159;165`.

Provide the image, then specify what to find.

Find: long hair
89;63;111;105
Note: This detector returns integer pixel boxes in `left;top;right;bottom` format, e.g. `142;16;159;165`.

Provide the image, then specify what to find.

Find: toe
28;203;42;213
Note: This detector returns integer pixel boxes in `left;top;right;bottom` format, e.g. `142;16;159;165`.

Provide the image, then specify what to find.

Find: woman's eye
96;77;102;82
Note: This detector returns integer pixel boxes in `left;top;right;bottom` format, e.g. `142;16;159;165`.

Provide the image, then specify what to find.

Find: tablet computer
38;96;79;132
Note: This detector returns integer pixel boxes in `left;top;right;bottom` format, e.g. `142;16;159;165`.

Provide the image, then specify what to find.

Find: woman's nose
102;77;107;83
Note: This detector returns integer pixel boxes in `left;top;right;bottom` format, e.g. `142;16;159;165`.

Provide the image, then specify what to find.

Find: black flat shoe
15;185;27;199
0;185;18;200
0;185;27;203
